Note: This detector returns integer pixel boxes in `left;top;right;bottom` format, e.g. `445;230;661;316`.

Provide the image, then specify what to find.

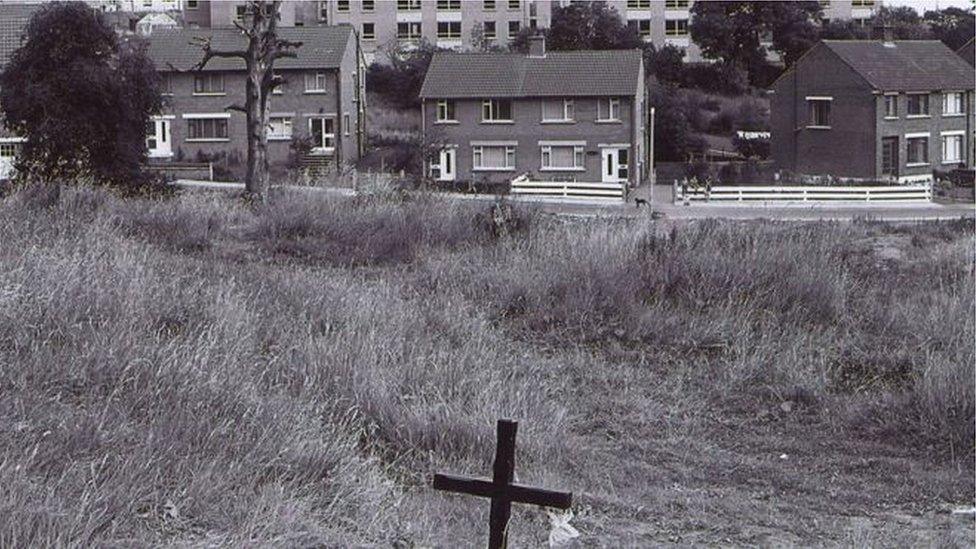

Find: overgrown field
0;185;973;546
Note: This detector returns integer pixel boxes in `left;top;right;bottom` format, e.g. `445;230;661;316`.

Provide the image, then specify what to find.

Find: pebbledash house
146;24;366;175
770;33;974;184
418;36;648;188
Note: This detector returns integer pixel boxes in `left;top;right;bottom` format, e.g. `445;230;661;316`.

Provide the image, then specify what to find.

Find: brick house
146;24;366;174
770;36;974;184
0;3;38;179
418;36;646;187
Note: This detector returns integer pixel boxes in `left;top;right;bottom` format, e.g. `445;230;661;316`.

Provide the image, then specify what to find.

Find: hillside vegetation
0;185;973;546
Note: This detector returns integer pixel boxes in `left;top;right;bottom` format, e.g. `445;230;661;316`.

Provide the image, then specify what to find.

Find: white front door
146;118;172;158
308;117;336;153
437;148;456;181
601;147;629;183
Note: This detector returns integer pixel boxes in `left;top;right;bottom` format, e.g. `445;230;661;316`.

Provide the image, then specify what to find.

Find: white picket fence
510;174;625;201
673;181;932;204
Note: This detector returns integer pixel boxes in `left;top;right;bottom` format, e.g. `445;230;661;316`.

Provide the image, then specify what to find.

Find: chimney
872;15;895;45
528;34;546;58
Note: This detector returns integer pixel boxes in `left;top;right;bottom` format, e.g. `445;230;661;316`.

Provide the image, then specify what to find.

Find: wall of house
770;44;878;179
157;68;343;170
182;0;211;27
422;95;638;185
874;90;974;182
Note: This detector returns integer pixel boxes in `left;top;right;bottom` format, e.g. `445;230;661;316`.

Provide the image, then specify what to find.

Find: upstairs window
436;100;457;122
907;93;929;116
363;0;375;11
305;72;328;93
337;0;349;12
852;0;874;6
508;20;520;37
397;22;422;41
628;0;651;8
633;19;651;39
807;98;831;127
665;0;690;7
398;0;422;11
362;22;375;40
484;0;496;9
884;94;897;118
665;19;688;36
597;97;621;121
943;92;964;116
186;0;198;8
541;99;574;122
508;0;521;10
437;21;462;39
483;21;497;39
437;0;461;10
193;73;225;94
318;0;328;22
482;99;513;122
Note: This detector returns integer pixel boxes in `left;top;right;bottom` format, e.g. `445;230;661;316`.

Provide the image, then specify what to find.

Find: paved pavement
173;179;975;222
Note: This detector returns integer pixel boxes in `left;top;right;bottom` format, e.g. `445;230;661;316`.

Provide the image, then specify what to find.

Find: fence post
209;162;214;182
673;179;679;205
682;178;690;206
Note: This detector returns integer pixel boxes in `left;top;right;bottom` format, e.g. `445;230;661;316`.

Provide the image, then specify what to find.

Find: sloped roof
821;40;974;91
148;25;352;72
0;3;40;68
957;37;974;67
419;49;643;99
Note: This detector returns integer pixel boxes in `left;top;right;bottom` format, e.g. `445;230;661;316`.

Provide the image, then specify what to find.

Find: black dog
634;198;648;208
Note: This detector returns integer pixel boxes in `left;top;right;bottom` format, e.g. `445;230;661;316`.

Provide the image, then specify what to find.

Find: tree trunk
244;66;270;201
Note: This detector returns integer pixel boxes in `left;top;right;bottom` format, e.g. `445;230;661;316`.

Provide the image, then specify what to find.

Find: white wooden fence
510;174;625;201
673;180;932;204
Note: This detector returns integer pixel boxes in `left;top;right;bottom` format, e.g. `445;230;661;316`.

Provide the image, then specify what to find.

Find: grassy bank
0;185;972;546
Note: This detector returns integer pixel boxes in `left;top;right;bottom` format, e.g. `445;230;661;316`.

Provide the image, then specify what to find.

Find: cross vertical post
489;419;517;549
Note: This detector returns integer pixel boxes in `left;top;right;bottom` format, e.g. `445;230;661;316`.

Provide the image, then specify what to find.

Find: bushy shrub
732;135;771;159
681;61;750;95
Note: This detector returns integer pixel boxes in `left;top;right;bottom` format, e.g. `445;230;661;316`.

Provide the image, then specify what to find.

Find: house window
484;0;496;9
397;22;422;41
0;143;19;158
665;19;688;36
807;98;831;127
942;133;964;164
398;0;421;11
362;22;375;40
187;118;229;141
541;99;574;122
907;93;929;116
597;97;621;121
160;73;173;95
665;0;689;7
437;21;462;39
337;0;349;11
344;114;351;136
943;92;964;116
309;117;336;150
193;73;225;94
266;117;293;140
318;0;328;22
884;94;897;118
508;21;520;37
482;99;513;122
628;0;651;8
305;72;328;92
851;0;874;6
633;19;651;39
437;0;461;10
473;145;516;170
362;0;375;11
906;135;929;165
541;145;585;170
186;0;198;9
436;100;457;122
483;21;497;39
508;0;520;9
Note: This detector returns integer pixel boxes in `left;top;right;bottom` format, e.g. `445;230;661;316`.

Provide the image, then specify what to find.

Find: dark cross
433;419;573;549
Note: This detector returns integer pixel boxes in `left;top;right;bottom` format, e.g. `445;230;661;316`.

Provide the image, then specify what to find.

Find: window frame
665;0;690;8
361;22;376;40
806;97;832;129
192;72;225;95
597;97;622;122
540;143;586;172
304;71;328;93
665;19;689;37
308;117;336;151
185;116;230;142
266;116;293;141
906;93;930;118
942;91;965;117
508;20;521;37
883;93;897;119
397;21;423;41
483;0;496;10
508;0;521;10
362;0;375;11
628;0;651;9
437;0;461;11
481;99;514;123
472;144;517;171
541;98;574;123
397;0;422;11
905;133;930;166
941;131;965;164
435;100;458;123
336;0;350;12
437;21;462;39
483;21;497;39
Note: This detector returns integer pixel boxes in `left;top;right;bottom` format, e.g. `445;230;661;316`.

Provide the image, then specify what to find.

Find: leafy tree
190;0;301;202
690;1;822;84
649;84;705;162
512;1;642;53
0;1;161;187
874;6;932;40
643;44;685;86
367;39;440;109
818;19;870;40
924;7;976;50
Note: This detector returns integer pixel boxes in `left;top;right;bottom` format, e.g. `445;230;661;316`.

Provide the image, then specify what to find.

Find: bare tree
191;0;300;201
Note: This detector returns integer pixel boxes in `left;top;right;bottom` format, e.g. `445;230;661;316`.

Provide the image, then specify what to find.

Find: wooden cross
433;419;573;549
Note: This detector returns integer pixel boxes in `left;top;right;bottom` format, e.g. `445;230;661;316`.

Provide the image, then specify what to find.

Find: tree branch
225;104;248;113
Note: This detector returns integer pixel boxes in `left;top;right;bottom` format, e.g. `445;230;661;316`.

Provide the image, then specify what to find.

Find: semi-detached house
771;36;974;183
418;36;647;188
147;24;366;173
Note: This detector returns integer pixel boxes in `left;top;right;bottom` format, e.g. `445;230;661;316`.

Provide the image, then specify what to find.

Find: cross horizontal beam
433;473;573;510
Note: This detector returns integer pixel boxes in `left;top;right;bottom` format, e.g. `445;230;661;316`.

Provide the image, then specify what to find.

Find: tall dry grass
0;185;972;545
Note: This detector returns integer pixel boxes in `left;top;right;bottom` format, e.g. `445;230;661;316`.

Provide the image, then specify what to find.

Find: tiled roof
821;40;974;91
419;49;643;99
0;3;40;68
148;25;352;72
